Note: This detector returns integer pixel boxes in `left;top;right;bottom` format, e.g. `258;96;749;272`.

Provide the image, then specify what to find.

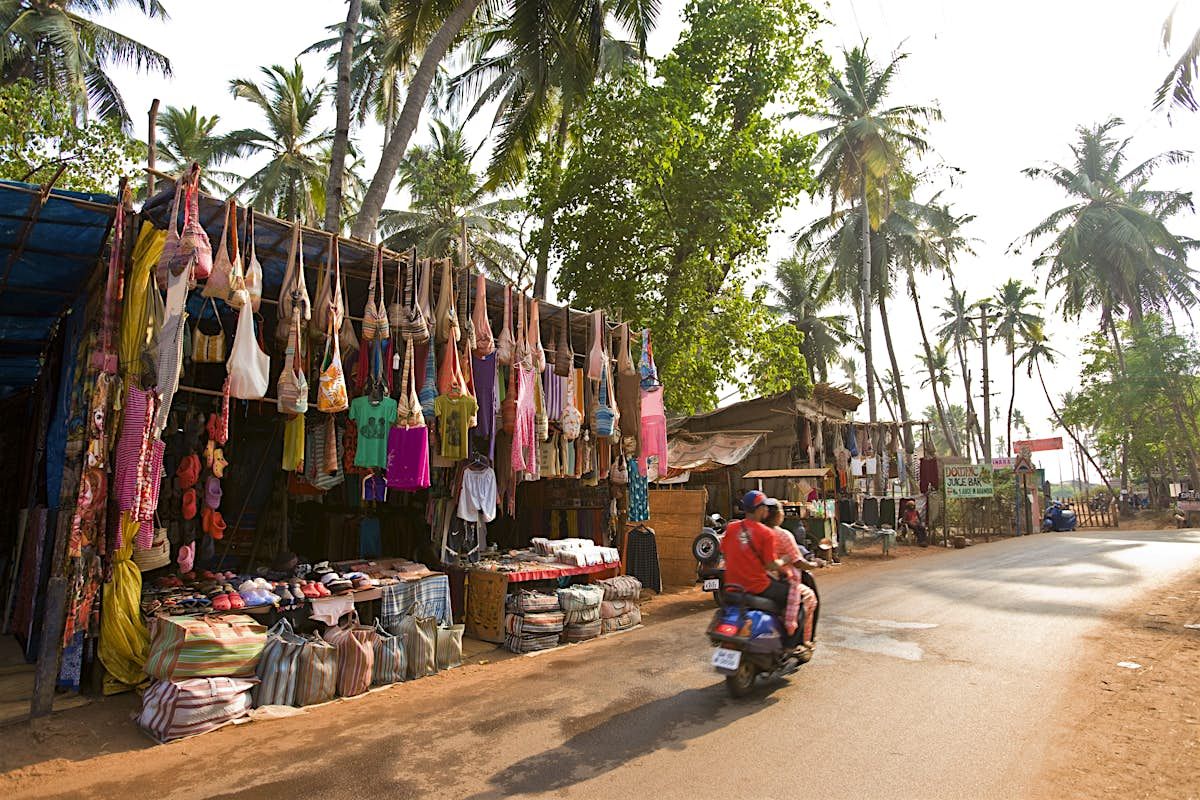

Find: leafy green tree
771;255;851;384
0;78;141;192
921;402;967;457
551;0;827;411
992;279;1042;457
0;0;171;124
155;105;248;194
229;62;334;225
379;118;523;280
936;287;986;459
809;44;940;480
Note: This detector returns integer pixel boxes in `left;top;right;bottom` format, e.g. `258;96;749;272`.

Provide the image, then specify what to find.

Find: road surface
8;528;1200;800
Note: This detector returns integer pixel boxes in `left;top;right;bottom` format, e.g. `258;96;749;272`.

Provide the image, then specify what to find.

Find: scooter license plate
711;647;741;670
702;578;720;591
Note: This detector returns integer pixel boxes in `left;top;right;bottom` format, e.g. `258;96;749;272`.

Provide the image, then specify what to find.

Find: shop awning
666;431;766;473
0;181;117;397
743;467;834;479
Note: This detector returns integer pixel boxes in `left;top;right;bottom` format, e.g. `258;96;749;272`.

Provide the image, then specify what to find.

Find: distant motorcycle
1043;501;1078;532
692;515;727;604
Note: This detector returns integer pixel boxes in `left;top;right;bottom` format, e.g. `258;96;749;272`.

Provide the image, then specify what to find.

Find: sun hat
132;528;171;572
818;537;834;551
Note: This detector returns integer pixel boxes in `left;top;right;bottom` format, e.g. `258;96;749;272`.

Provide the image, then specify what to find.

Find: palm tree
0;0;171;124
155;105;250;194
1021;118;1198;335
1155;4;1200;116
378;118;523;281
771;256;852;383
323;0;363;233
916;339;957;453
922;403;967;457
809;43;940;487
936;287;986;458
229;62;334;225
1018;328;1117;499
349;0;659;243
450;6;651;297
992;279;1043;456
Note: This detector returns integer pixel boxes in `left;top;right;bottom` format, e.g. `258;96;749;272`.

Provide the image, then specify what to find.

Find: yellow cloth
119;223;166;378
283;414;305;471
98;513;151;694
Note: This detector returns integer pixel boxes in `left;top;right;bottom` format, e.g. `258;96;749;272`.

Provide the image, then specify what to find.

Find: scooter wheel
693;531;721;563
725;661;756;698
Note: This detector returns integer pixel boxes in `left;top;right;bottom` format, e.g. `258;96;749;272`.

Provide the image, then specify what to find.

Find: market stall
12;164;668;734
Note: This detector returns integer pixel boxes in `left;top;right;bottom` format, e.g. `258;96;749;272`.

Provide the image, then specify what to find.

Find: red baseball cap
741;490;767;511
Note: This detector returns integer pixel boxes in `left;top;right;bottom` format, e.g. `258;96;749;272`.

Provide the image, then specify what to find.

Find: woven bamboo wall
648;489;709;588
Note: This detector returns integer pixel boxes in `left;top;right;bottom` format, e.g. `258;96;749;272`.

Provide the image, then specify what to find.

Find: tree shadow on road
465;682;781;798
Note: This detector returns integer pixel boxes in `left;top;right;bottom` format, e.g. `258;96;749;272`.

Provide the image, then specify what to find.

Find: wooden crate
646;489;708;588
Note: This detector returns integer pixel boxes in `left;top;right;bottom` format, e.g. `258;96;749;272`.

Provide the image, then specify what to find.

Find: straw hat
133;528;171;572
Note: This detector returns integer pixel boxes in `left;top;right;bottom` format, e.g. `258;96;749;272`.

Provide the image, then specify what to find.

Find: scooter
692;515;727;604
707;583;814;698
1042;501;1078;532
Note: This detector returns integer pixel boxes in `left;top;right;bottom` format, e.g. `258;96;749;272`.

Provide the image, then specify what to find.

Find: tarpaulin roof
666;431;766;473
0;181;116;397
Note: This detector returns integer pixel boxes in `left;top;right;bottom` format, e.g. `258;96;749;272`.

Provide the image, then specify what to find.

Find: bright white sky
103;0;1200;483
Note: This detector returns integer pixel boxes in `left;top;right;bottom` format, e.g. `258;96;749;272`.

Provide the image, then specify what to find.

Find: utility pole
979;302;993;465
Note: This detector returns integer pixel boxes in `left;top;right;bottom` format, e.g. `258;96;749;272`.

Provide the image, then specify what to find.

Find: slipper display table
465;562;618;644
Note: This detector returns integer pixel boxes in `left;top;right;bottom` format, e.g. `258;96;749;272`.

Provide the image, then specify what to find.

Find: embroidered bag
192;299;225;363
594;355;616;438
561;367;582;441
496;285;515;365
203;197;238;299
528;298;546;374
155;180;183;291
276;221;310;342
434;257;459;343
276;305;309;415
396;253;429;342
458;258;475;353
587;310;605;381
168;165;212;282
240;206;263;312
396;340;424;428
471;271;494;357
362;243;391;341
317;239;349;413
311;234;343;337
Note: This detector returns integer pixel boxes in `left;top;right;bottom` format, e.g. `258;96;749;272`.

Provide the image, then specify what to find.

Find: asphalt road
15;528;1200;800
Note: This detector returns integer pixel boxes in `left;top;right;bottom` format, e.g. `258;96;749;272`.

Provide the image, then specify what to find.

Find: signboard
943;464;995;498
991;457;1015;469
1013;455;1035;475
1012;437;1063;452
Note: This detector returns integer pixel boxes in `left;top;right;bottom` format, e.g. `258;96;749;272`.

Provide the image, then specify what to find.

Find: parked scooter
1042;501;1078;532
707;582;816;698
692;515;727;603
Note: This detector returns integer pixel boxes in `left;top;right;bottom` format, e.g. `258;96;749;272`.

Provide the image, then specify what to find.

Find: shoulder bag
155;180;183;291
434;257;459;344
203;197;238;299
276;221;310;342
362;243;391;341
496;285;515;366
554;306;573;377
317;245;349;413
276;305;309;415
471;271;494;357
192;299;226;363
168;164;213;283
528;298;546;373
242;206;263;312
227;299;271;400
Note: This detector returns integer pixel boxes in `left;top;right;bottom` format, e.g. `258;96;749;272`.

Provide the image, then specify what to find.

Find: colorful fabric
435;393;478;460
385;425;430;491
380;575;452;629
512;366;538;474
349;395;398;468
97;517;150;694
627;456;649;522
372;623;406;685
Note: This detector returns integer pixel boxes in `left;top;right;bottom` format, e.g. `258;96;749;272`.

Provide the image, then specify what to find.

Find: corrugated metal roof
0;181;116;397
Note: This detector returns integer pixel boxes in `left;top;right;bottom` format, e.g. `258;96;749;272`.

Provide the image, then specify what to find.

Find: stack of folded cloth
599;598;642;633
557;585;604;642
504;591;564;653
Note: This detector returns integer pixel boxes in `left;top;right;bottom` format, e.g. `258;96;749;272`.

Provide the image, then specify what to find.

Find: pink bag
386;426;430;491
322;614;377;697
155;181;183;291
168;164;212;282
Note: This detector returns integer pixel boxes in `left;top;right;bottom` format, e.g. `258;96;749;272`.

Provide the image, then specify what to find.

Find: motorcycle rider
763;499;818;654
720;490;802;646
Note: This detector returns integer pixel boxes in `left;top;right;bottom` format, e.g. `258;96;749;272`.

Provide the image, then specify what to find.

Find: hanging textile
98;515;150;694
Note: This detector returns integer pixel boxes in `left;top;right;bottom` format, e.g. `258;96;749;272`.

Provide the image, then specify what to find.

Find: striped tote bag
322;616;377;697
138;677;255;742
395;611;436;680
372;621;406;685
145;615;266;681
294;635;338;706
254;619;306;707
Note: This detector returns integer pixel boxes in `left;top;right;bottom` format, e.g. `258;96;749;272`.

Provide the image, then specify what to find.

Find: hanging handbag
471;271;494;357
535;372;549;441
317;243;349;413
277;221;310;341
203;197;238;299
227;299;271;400
554;306;573;377
434;257;459;344
362;243;391;341
528;298;546;374
561;367;582;441
594;356;616;438
311;234;342;337
501;360;517;435
587;310;605;381
396;253;429;342
242;206;263;312
168;164;213;282
192;299;226;363
458;257;475;353
395;340;425;428
496;285;515;366
155;180;183;291
277;305;309;415
387;248;408;331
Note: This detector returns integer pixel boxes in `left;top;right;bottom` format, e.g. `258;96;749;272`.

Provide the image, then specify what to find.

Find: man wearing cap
721;491;801;645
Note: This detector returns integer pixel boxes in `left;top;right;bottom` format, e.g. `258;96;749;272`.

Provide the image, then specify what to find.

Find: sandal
313;581;331;597
211;593;232;612
227;591;246;609
213;448;228;479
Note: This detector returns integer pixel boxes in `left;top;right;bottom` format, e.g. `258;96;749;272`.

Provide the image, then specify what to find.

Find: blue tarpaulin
0;181;117;398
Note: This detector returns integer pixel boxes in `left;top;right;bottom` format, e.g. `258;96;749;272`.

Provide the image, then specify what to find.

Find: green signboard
943;464;995;498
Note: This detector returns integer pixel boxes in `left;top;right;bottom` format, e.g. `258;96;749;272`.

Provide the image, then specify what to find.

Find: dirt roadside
1032;567;1200;799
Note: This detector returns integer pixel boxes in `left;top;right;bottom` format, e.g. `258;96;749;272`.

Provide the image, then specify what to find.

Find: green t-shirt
435;393;478;460
350;395;398;469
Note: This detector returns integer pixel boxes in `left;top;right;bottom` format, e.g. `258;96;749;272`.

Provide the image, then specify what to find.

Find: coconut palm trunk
351;0;486;240
1007;348;1017;456
909;267;959;455
324;0;362;234
858;174;883;492
534;110;570;299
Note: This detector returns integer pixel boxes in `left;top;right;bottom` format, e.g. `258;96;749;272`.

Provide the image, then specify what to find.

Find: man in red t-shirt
721;491;797;642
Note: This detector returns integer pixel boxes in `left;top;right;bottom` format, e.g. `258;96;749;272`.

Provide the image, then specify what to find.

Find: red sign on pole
1012;437;1063;452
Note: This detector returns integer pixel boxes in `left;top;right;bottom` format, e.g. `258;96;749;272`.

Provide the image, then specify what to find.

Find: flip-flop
313;581;331;597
